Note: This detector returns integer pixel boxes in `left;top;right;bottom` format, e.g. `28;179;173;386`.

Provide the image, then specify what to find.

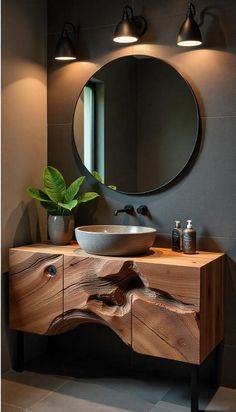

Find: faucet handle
137;205;149;216
124;205;134;215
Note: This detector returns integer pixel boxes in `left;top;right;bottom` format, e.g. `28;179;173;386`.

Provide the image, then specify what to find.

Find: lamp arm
123;5;135;20
123;5;147;35
188;2;196;17
187;2;203;26
198;7;216;28
62;22;76;37
136;15;147;35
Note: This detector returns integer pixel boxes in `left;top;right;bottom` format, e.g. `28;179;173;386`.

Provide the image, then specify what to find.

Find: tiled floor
1;369;236;412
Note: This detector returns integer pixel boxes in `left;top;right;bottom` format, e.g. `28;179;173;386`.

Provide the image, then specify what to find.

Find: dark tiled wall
48;0;236;387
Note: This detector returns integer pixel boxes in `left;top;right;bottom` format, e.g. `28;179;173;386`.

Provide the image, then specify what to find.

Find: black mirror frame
72;54;201;196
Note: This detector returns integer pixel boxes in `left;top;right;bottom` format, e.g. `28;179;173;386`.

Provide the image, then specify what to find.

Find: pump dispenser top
187;220;192;229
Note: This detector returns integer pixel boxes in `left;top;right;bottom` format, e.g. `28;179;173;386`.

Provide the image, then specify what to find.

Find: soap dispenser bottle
172;221;183;252
183;220;196;254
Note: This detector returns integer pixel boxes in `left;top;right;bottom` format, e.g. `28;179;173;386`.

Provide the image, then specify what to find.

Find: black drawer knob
46;265;57;277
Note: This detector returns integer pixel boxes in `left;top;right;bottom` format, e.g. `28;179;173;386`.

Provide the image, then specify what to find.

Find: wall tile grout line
201;115;236;119
48;123;73;126
48;115;236;128
47;24;115;36
154;232;236;241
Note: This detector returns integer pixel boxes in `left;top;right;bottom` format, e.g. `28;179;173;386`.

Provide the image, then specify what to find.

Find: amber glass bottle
172;221;183;252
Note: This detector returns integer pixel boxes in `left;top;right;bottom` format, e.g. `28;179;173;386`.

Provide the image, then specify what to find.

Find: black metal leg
211;342;222;389
48;335;53;355
191;364;199;412
14;331;24;372
48;334;58;356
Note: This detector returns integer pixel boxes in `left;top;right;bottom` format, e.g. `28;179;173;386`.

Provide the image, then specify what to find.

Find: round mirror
73;55;200;194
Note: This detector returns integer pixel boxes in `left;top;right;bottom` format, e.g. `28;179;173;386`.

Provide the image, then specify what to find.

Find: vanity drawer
9;250;63;335
135;261;200;305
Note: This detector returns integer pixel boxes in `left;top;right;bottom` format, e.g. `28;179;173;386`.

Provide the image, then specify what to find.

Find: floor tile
31;394;126;412
30;377;170;412
1;370;67;409
95;377;171;404
1;404;26;412
149;401;190;411
2;369;236;412
161;381;217;410
206;386;236;411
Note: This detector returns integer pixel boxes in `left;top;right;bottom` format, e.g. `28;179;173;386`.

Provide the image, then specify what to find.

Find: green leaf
40;200;58;213
43;166;66;203
58;199;78;211
27;187;50;202
77;192;99;205
92;171;103;183
92;171;117;190
64;176;85;202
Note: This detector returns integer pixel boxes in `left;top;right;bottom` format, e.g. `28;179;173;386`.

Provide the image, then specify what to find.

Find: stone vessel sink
75;225;157;256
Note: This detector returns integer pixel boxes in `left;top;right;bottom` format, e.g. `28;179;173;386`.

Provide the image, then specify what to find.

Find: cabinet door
132;296;200;364
63;255;133;345
131;262;200;364
9;250;63;335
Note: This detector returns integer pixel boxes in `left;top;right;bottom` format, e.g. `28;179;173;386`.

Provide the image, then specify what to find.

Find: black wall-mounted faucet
137;205;149;215
114;204;134;216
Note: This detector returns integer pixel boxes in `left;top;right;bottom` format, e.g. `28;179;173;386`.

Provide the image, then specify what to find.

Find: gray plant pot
48;215;75;245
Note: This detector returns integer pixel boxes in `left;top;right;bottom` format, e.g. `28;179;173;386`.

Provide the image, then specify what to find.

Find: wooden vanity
9;243;224;412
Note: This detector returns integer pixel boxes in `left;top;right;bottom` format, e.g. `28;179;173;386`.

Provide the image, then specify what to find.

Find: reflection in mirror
73;55;199;194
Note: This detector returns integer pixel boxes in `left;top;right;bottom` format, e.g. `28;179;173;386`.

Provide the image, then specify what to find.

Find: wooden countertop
10;242;224;268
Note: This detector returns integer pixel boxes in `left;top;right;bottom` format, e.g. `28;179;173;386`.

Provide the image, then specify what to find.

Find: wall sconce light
55;22;77;61
113;5;147;44
177;3;202;47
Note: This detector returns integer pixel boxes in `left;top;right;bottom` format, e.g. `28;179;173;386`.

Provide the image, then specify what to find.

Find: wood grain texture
200;257;224;362
132;295;200;364
130;262;201;364
62;255;201;360
9;250;63;335
132;257;224;364
9;244;224;364
133;261;200;306
62;256;143;344
10;243;224;267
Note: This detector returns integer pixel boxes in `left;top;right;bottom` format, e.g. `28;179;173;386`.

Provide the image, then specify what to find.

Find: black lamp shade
113;19;138;43
177;16;202;46
113;6;147;44
55;23;77;61
55;34;76;60
177;3;202;47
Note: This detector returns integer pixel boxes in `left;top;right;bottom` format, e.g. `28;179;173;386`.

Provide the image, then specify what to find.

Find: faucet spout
114;208;125;216
114;204;134;216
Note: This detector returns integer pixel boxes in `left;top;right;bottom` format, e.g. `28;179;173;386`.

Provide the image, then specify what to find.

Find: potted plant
27;166;99;245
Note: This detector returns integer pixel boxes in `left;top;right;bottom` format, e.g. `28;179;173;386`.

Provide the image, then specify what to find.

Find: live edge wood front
9;244;224;365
